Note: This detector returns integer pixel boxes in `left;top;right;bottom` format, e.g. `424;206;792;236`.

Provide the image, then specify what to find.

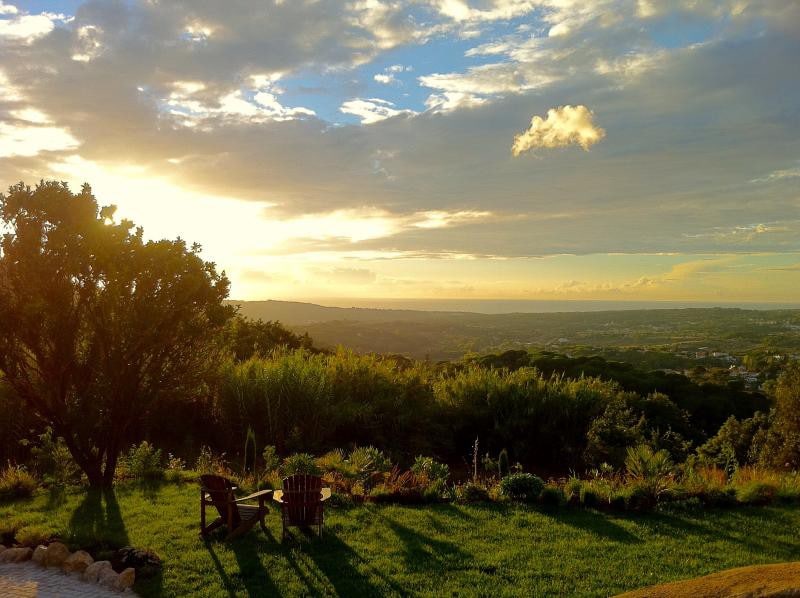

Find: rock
84;560;113;583
0;547;33;563
41;541;70;567
115;567;136;591
62;550;94;575
113;546;162;579
98;567;120;590
32;545;47;565
0;545;6;554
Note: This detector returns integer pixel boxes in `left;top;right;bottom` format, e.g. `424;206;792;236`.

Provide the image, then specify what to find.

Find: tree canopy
0;181;233;486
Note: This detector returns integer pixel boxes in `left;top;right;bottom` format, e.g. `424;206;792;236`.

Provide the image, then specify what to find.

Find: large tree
0;181;234;486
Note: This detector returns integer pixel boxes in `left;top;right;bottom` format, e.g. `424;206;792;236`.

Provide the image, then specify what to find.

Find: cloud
0;11;63;42
374;64;412;85
512;105;606;156
340;98;417;124
0;122;79;157
750;165;800;183
0;2;17;16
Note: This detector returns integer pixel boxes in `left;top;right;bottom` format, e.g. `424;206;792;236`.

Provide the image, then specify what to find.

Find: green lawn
2;483;799;597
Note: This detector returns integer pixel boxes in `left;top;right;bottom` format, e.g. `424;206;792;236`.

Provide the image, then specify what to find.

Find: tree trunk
102;448;120;488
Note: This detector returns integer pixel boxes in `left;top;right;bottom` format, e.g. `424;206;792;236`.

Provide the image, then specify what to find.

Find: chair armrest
320;488;332;501
235;489;273;503
272;490;284;503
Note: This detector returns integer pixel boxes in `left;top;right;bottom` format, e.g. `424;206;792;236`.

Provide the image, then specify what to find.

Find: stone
0;547;33;563
83;559;113;583
0;544;6;554
41;541;70;567
32;544;47;565
113;545;162;579
98;567;120;590
62;549;94;575
115;567;136;591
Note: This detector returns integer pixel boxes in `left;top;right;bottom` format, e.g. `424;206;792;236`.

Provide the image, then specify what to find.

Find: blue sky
1;0;798;302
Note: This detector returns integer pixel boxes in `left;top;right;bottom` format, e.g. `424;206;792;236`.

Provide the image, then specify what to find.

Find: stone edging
0;542;135;592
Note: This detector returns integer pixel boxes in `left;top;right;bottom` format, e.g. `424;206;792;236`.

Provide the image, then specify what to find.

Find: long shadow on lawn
203;535;283;598
306;530;406;597
630;508;799;556
68;488;130;550
538;507;642;544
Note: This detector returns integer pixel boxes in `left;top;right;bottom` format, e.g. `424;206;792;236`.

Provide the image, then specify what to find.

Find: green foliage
0;181;233;487
625;445;673;482
0;464;37;501
15;524;58;547
195;446;228;475
456;481;490;503
411;456;450;483
540;484;565;507
499;473;544;502
122;442;164;480
759;364;800;469
23;427;80;487
223;315;313;362
698;412;771;470
280;453;321;477
735;482;777;505
261;445;280;474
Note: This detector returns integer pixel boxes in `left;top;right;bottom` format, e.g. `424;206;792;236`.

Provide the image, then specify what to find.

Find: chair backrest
282;474;323;526
201;474;241;528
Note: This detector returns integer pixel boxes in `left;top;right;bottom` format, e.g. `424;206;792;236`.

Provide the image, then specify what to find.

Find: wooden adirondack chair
273;474;331;541
200;474;273;541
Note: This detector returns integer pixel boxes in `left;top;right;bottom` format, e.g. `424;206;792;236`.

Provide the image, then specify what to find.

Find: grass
1;483;799;597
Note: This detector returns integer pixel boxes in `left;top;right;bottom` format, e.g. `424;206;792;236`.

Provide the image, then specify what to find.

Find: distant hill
229;300;800;360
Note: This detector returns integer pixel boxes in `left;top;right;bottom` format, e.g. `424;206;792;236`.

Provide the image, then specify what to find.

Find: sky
0;0;798;304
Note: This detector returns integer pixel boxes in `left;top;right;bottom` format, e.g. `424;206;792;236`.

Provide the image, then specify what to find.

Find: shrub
195;446;228;475
456;481;490;503
261;445;280;474
0;465;38;501
565;476;582;503
499;473;544;502
122;441;164;480
348;446;391;480
281;453;321;477
23;427;80;487
625;444;673;480
579;486;601;508
736;482;777;505
609;492;627;510
411;456;450;483
540;485;565;507
623;482;655;511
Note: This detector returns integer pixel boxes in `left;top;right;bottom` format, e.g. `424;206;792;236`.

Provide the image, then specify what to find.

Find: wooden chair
200;474;273;541
273;474;331;541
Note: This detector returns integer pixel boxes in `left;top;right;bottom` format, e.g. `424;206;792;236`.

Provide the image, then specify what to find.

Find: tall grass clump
0;464;37;501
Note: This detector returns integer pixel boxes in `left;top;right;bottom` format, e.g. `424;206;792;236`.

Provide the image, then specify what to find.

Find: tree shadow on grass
67;488;130;551
202;528;283;597
305;529;406;597
629;508;799;556
537;507;643;544
379;513;470;570
67;488;164;597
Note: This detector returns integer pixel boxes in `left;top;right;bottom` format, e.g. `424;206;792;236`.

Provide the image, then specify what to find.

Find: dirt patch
617;562;800;598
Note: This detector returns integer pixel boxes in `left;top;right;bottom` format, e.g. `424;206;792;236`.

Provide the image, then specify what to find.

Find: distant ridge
226;300;800;360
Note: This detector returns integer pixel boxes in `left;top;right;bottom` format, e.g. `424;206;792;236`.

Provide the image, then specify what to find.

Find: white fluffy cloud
512;105;605;156
340;98;417;124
